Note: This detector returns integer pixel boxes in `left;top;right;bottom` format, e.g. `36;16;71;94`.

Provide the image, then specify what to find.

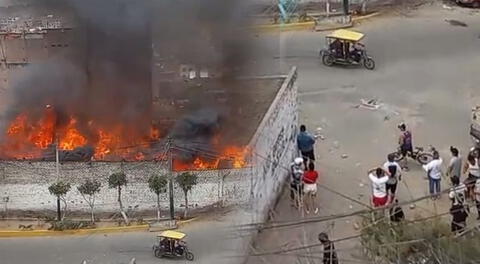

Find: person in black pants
318;232;338;264
297;125;316;166
450;203;468;233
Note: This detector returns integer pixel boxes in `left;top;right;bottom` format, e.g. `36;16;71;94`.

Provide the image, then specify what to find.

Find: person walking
368;167;390;207
318;232;338;264
303;162;319;214
397;123;413;170
290;157;304;209
383;154;402;204
450;203;468;234
422;151;443;199
297;125;316;165
464;152;480;200
447;147;462;185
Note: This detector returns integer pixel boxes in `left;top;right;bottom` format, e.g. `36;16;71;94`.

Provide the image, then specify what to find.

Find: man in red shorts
368;167;390;207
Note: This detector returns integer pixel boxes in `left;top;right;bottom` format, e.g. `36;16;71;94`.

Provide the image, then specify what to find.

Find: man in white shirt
383;154;402;204
368;167;390;207
423;151;443;199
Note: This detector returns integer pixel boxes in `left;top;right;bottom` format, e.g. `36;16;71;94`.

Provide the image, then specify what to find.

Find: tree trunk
118;186;129;225
184;191;188;219
90;196;95;223
90;207;95;223
156;193;161;221
61;198;68;221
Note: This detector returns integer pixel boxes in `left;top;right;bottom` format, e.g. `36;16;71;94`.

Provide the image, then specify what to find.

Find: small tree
77;179;102;223
108;172;129;225
175;172;198;219
48;181;71;220
148;174;168;221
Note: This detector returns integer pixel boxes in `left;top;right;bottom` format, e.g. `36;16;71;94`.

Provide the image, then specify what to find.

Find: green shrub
48;220;95;231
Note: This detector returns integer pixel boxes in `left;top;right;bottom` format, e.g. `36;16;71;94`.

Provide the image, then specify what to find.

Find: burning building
0;0;299;232
0;0;259;170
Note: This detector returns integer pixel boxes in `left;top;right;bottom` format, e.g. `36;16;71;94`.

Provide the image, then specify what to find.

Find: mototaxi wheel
322;54;335;66
185;251;194;261
417;153;433;165
363;57;375;70
154;248;163;258
389;151;404;163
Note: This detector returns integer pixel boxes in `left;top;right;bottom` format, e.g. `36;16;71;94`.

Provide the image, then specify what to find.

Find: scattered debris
315;134;326;140
360;98;382;110
445;19;468;27
349;205;353;209
355;162;362;167
442;4;453;10
333;141;340;149
341;154;348;159
359;183;365;187
409;204;416;209
353;222;360;230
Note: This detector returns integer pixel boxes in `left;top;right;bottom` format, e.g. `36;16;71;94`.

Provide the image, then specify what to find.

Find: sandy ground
247;2;480;264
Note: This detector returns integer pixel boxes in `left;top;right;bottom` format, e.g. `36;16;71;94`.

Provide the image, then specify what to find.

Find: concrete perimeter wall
0;161;249;213
247;67;298;224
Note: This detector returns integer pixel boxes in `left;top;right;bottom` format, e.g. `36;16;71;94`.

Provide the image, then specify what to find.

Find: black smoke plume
0;0;254;160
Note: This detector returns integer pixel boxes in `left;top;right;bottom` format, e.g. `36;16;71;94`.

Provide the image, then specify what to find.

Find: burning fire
173;146;249;171
1;109;250;171
1;108;160;161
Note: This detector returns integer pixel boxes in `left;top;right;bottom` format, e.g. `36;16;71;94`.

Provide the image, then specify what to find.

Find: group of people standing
368;123;480;233
291;125;319;214
290;122;480;263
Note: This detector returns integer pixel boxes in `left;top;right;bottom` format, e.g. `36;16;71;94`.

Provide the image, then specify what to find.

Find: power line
246;203;480;259
234;187;455;232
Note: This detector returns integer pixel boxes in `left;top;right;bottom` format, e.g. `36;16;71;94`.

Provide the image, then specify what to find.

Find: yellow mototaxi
319;29;375;70
152;230;194;261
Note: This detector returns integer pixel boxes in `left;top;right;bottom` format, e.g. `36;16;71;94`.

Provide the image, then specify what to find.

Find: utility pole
167;138;175;220
343;0;349;15
55;136;61;221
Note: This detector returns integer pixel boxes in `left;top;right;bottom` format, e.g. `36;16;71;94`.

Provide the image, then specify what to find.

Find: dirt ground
247;1;480;263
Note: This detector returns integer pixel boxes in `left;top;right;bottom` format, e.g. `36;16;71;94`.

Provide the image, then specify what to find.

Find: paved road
248;4;480;264
0;209;248;264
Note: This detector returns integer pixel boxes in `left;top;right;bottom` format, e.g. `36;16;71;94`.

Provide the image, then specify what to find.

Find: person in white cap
290;157;305;208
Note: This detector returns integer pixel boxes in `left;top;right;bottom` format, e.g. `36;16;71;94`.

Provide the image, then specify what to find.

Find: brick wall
0;161;250;212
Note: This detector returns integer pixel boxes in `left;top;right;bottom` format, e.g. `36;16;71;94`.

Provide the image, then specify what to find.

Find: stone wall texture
0;68;298;222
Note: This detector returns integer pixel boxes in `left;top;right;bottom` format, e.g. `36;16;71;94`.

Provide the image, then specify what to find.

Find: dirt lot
247;1;480;263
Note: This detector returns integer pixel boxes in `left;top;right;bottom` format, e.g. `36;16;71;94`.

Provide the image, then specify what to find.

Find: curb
315;22;353;32
352;12;381;22
0;218;199;238
251;21;316;32
251;12;380;33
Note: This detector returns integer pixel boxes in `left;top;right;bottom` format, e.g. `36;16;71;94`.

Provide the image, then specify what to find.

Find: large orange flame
1;109;249;170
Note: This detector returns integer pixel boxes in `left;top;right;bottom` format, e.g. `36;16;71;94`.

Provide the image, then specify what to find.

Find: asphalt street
0;210;247;264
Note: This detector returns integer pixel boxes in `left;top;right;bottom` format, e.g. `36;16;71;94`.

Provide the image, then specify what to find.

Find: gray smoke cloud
0;0;254;159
